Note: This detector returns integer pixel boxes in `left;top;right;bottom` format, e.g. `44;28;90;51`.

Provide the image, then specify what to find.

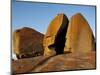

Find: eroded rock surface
64;13;95;53
43;13;95;56
13;27;44;59
43;13;69;56
12;13;96;74
12;51;96;74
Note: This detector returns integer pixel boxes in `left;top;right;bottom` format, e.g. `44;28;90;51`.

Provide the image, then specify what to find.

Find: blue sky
12;0;96;36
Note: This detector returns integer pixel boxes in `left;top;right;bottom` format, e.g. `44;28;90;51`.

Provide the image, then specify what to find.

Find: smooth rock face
13;27;44;59
12;51;96;74
33;52;95;72
43;13;69;56
64;13;95;53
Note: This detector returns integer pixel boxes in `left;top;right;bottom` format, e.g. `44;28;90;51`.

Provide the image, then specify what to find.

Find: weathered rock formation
43;13;95;56
13;27;44;59
12;13;96;74
12;51;96;74
43;13;69;56
64;13;95;54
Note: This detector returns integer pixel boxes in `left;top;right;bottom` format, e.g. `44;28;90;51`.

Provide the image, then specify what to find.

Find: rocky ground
12;51;96;74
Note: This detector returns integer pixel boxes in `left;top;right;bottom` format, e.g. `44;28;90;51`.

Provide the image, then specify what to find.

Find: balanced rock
64;13;95;53
13;27;44;59
43;13;69;56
